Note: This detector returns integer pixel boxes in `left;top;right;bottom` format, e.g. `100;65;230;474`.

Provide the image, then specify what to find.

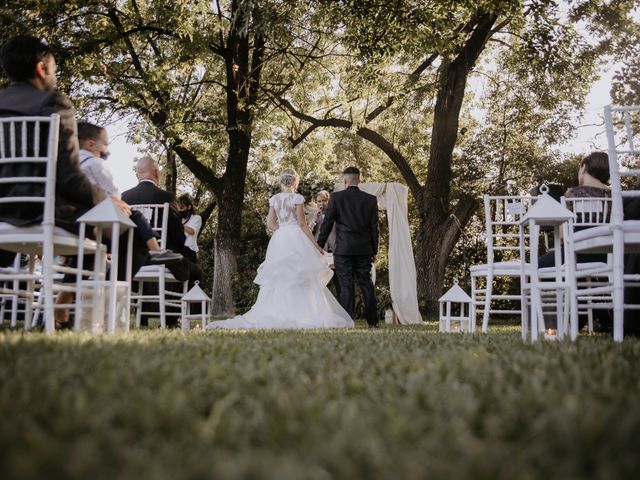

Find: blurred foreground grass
1;322;639;479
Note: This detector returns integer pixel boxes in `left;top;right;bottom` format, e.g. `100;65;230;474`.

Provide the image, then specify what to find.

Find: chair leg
562;288;571;338
135;281;143;328
521;286;529;341
10;279;19;328
612;237;624;342
482;272;493;333
24;257;35;331
159;275;166;329
555;289;564;340
41;262;55;335
470;275;477;333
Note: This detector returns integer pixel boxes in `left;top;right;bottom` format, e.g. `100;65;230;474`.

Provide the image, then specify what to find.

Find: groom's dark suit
317;185;379;326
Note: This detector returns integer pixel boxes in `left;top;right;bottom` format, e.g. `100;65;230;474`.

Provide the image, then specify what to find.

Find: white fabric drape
334;182;422;324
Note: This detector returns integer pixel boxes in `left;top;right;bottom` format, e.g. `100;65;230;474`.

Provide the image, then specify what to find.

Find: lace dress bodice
269;192;305;226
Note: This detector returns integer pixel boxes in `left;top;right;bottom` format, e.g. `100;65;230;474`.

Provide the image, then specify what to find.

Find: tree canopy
1;0;638;315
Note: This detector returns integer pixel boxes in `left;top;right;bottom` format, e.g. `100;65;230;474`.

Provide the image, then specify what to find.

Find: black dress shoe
368;323;379;329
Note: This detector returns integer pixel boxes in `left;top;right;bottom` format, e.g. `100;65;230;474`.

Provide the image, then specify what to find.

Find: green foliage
2;0;639;308
1;328;640;479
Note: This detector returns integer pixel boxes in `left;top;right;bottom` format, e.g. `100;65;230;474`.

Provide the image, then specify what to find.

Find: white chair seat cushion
134;264;178;282
573;220;640;253
538;262;608;276
0;222;100;256
471;261;530;275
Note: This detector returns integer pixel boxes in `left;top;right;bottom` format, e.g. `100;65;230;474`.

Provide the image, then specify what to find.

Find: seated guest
76;121;181;264
52;123;183;326
177;195;203;315
122;157;201;327
564;151;611;201
122;157;189;262
0;35;129;268
177;194;202;265
539;151;611;334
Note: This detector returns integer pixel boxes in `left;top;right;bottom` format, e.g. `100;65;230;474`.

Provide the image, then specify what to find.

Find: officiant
312;190;340;298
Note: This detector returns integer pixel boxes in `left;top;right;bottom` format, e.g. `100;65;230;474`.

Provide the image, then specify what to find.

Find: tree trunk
211;233;238;315
209;0;263;314
210;127;251;315
414;224;449;318
415;194;478;316
416;12;496;315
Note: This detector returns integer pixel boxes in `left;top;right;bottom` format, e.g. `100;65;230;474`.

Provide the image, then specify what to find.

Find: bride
207;168;354;329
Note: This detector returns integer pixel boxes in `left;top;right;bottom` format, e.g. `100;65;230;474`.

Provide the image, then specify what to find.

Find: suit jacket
317;186;378;256
0;82;106;230
122;181;190;281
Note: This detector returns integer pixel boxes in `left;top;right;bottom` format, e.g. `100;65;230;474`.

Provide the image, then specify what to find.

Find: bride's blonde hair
279;168;299;189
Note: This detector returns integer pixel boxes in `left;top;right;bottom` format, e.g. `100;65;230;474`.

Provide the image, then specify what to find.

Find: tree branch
172;143;222;195
200;197;218;228
270;91;423;198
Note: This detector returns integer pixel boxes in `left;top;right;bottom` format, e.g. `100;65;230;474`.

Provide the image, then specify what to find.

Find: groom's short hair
343;166;360;185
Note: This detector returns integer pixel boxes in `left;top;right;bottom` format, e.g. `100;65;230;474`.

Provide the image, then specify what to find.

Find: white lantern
181;281;211;331
75;197;135;334
519;185;575;341
439;282;473;333
384;308;399;325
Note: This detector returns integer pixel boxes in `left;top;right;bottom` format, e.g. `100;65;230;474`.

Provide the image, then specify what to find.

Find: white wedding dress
206;192;354;329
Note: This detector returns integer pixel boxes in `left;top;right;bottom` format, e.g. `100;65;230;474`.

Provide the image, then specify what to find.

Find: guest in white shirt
177;194;202;263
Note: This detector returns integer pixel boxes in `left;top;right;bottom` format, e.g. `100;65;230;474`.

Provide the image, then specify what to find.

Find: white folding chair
471;195;533;332
571;105;640;341
0;115;104;333
129;203;188;328
560;196;613;338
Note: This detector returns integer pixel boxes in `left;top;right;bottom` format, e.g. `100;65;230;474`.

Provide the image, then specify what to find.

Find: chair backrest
603;105;640;225
0;115;60;227
562;196;612;227
130;203;170;248
483;195;534;262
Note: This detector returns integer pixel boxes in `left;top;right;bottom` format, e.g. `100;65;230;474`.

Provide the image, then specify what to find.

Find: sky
107;122;143;193
105;65;618;194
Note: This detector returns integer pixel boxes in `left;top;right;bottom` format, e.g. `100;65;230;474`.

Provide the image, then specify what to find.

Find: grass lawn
1;322;639;479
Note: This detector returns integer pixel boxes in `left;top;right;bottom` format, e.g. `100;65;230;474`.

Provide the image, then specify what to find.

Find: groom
317;167;379;327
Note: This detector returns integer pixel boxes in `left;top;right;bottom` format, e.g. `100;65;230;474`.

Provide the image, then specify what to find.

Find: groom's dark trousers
333;254;377;326
317;185;379;326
